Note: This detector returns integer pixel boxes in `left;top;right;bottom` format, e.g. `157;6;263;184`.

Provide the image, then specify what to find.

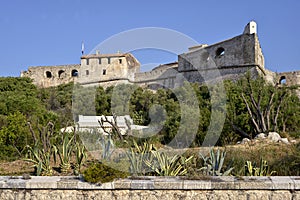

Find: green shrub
83;162;129;184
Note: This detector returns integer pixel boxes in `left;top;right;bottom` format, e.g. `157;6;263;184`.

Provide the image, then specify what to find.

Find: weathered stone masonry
21;21;300;89
21;64;80;88
0;176;300;200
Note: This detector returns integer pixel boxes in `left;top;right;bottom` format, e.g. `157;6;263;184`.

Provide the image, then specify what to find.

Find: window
108;57;111;64
99;58;102;64
279;76;286;85
71;69;78;77
86;70;89;75
86;59;89;65
119;59;122;64
103;69;106;75
46;71;52;78
58;70;65;78
215;47;225;57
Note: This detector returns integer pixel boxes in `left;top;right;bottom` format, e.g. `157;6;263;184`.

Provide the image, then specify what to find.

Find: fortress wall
134;66;178;88
178;34;258;73
79;79;131;88
21;23;299;91
278;71;300;86
174;65;261;87
21;64;80;88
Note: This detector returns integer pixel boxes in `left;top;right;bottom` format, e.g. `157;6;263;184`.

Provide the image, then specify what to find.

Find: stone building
21;21;300;89
21;64;80;88
78;52;140;87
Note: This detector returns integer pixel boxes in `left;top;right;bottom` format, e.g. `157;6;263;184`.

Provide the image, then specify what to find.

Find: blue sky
0;0;299;76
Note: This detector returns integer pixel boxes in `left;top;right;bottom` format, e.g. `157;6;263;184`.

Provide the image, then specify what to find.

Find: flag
81;42;84;55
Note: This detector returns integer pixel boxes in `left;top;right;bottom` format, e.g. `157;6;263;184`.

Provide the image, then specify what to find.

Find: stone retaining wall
0;176;299;199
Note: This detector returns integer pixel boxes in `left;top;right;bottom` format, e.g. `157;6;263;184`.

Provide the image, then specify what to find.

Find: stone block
183;180;211;190
270;176;294;190
114;179;131;189
236;177;273;190
154;178;183;189
290;176;300;190
57;180;78;189
131;180;154;189
211;176;237;189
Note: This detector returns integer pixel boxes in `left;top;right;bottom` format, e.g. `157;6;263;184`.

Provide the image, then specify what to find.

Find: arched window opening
58;70;65;78
71;69;78;77
279;76;286;85
215;47;225;57
46;71;52;78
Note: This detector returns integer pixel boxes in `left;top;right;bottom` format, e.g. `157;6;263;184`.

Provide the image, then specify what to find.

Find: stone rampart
21;64;80;88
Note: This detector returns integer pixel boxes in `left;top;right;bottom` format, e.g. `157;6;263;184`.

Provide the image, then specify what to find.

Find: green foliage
145;150;193;176
244;158;276;176
72;84;98;119
53;133;74;174
24;145;54;176
39;82;74;126
95;86;111;116
24;121;56;176
126;140;193;176
0;77;44;116
224;75;300;139
83;162;129;184
126;140;154;175
200;148;233;176
0;112;32;157
73;141;87;175
99;134;114;160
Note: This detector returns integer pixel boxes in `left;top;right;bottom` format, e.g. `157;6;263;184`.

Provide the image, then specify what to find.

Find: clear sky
0;0;299;76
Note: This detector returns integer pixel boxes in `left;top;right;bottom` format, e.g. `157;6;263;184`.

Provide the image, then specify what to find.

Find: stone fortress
21;21;300;90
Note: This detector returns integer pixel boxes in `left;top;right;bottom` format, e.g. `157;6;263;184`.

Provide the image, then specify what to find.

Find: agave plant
200;148;233;176
245;158;276;176
73;141;87;175
24;145;53;176
99;134;114;160
53;133;74;174
126;140;154;175
144;150;193;176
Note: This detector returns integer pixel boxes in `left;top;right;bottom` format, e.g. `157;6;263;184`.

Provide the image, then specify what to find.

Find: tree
225;74;300;138
0;112;32;158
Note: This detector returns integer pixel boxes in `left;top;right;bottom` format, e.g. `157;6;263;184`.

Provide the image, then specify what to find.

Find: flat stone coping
0;176;299;190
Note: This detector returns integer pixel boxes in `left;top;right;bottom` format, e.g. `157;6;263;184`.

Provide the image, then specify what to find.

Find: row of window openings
86;58;122;65
46;70;78;78
85;69;106;76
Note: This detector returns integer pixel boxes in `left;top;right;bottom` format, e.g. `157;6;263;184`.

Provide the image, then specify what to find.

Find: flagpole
81;41;84;55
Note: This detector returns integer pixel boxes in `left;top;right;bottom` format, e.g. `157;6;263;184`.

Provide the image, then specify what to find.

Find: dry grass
0;140;299;176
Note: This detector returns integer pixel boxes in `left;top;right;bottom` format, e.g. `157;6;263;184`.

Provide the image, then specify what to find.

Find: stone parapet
0;176;299;199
